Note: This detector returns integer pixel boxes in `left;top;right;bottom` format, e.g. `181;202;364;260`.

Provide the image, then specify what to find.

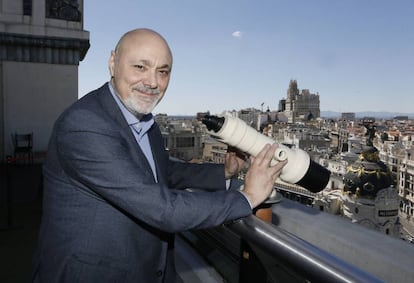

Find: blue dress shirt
108;82;158;181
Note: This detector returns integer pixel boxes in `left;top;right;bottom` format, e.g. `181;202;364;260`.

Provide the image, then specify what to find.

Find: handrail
273;198;414;283
227;215;383;283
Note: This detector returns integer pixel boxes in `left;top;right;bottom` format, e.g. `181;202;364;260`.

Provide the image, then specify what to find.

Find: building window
23;0;32;15
175;137;195;148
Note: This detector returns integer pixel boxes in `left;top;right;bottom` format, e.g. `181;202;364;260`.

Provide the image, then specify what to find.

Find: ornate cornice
0;32;89;65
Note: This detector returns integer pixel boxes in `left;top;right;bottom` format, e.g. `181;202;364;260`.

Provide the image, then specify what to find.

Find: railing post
1;156;14;230
239;203;273;283
254;203;273;223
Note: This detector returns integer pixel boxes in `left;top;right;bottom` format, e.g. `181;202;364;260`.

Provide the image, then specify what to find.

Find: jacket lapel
96;83;155;178
148;121;169;185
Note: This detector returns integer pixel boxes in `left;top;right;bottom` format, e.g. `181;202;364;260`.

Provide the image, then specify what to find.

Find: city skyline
79;0;414;116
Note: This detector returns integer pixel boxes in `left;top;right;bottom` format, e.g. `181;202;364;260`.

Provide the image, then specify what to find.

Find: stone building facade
0;0;89;161
283;80;320;123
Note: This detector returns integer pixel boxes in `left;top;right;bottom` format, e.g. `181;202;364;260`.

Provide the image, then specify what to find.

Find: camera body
202;113;330;193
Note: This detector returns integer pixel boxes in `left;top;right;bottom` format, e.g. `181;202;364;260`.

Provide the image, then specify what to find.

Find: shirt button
156;270;163;277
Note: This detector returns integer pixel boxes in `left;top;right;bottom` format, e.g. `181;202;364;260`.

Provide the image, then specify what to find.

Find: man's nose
143;71;158;89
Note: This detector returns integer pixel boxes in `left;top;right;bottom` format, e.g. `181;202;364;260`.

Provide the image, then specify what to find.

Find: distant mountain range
321;111;414;119
164;111;414;120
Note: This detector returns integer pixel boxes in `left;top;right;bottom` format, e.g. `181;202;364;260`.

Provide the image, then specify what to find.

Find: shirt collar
108;82;154;138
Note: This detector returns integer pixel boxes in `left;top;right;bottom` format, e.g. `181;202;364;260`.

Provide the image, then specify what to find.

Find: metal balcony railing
185;197;414;283
228;215;381;283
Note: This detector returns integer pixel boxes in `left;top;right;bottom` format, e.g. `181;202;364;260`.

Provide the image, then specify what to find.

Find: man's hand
224;147;247;179
242;143;287;208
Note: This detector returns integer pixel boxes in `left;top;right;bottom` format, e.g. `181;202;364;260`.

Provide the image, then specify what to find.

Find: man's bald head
114;28;172;62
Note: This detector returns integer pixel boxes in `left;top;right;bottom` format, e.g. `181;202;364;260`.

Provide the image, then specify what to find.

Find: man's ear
108;50;116;77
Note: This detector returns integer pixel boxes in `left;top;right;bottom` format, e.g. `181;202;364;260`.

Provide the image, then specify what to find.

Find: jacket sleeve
167;159;228;191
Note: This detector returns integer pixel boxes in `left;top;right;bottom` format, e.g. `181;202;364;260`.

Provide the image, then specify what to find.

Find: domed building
314;139;401;237
341;145;400;236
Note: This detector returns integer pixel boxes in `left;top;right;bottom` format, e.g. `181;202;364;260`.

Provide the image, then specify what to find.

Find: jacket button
156;270;163;277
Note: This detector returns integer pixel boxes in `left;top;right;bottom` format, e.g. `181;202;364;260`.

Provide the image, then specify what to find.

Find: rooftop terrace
1;163;414;282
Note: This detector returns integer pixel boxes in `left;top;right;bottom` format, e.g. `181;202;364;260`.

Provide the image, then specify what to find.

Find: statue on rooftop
364;123;376;147
46;0;81;22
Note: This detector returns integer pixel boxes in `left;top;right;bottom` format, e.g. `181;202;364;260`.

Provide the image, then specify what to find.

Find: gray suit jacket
32;83;251;283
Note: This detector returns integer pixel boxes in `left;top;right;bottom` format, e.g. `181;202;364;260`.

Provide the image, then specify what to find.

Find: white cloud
232;31;243;38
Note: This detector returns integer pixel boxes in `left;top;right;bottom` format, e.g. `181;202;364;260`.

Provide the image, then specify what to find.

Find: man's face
109;32;172;116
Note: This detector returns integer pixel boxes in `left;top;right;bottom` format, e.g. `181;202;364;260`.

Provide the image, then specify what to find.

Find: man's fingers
254;143;275;166
270;159;287;178
263;143;278;165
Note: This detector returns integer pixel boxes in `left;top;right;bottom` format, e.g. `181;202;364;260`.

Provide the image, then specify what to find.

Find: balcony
2;164;414;282
183;197;414;282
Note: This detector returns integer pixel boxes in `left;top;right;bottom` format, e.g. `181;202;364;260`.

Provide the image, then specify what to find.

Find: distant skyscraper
278;99;286;112
283;80;320;123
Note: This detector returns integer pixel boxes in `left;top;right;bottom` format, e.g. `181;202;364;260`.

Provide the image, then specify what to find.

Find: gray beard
122;95;159;118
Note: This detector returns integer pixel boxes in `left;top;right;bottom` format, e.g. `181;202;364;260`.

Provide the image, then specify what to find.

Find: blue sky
79;0;414;115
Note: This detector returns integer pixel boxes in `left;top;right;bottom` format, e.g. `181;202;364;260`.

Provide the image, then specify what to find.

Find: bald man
31;28;285;283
